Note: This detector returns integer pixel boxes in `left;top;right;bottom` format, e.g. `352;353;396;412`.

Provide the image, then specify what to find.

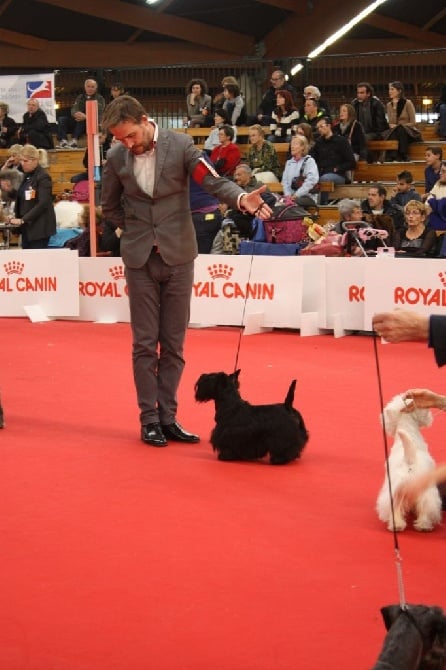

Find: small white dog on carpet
376;393;442;532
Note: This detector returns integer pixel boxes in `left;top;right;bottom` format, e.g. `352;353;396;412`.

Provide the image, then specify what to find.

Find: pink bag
263;219;307;244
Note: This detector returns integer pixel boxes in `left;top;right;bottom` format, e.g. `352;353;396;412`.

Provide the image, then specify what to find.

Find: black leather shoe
161;421;200;443
141;422;167;447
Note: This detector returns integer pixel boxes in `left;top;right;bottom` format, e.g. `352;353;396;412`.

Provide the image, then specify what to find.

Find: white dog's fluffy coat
376;394;442;532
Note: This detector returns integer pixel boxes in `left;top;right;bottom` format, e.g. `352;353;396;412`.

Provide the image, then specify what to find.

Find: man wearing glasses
311;117;356;203
256;70;298;126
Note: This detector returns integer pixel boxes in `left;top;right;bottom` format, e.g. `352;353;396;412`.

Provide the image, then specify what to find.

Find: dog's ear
380;605;403;630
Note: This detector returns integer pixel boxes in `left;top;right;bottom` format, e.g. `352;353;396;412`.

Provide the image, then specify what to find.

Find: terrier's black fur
0;397;4;429
372;604;446;669
194;370;308;464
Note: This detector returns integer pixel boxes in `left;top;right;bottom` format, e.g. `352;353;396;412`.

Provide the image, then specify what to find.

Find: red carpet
1;319;446;669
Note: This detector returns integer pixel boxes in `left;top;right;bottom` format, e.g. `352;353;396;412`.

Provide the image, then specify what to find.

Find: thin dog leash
372;332;408;610
233;251;255;373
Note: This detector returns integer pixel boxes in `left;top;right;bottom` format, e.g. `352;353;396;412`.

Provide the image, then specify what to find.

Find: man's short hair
357;82;374;95
397;170;413;183
101;95;146;132
369;183;387;198
219;124;234;140
234;163;252;175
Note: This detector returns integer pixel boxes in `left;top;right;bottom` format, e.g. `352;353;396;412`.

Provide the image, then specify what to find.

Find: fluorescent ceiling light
146;0;162;4
290;63;304;76
308;0;389;59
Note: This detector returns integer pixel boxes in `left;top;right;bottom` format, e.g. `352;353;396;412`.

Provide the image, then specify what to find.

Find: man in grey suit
101;96;271;447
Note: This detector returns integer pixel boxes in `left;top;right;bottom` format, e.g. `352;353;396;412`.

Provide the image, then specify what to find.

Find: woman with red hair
268;90;300;143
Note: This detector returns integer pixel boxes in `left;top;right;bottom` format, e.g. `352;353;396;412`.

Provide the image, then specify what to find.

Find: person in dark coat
0;102;18;148
9;144;56;248
18;99;53;149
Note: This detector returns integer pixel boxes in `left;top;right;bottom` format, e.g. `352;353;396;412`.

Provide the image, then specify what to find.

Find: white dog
376;393;442;532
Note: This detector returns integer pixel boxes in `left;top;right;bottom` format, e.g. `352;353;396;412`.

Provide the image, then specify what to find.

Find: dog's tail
397;429;417;468
284;380;297;410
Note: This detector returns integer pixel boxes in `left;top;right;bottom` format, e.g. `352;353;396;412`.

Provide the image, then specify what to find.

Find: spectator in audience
389;170;422;211
233;163;263;192
57;78;106;148
360;182;404;236
311;116;356;203
333;198;363;234
233;163;276;205
351;82;389;162
1;144;22;170
423;146;443;198
281;135;319;208
189;154;222;254
110;82;128;100
332;103;367;161
256;70;298;126
222;84;246;127
294;122;315;151
268;90;300;143
0;168;24;220
382;81;421;161
100;217;122;256
0;102;17;148
8;144;56;248
426;160;446;204
435;85;446;139
246;124;281;183
393;199;438;257
204;108;236;154
18;99;53;150
301;98;325;139
301;85;331;118
425;162;446;254
186;78;212;128
210;125;241;177
213;75;239;111
64;204;102;256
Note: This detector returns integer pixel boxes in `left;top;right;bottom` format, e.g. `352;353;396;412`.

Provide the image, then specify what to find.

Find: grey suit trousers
125;249;194;425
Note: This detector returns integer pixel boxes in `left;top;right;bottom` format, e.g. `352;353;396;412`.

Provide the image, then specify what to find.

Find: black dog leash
373;332;408;610
233;252;255;373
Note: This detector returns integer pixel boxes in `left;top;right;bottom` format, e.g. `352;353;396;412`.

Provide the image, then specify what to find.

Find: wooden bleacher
0;122;440;202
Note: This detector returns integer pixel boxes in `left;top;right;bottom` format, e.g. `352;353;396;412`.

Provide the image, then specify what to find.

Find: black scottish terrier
372;604;446;669
194;370;308;464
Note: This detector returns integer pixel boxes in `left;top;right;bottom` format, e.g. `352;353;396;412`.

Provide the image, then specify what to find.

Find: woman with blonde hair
1;143;22;170
8;144;56;248
281;134;319;207
394;199;438;257
246;123;281;183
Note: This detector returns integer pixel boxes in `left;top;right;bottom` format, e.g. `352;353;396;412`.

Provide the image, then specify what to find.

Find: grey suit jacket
101;129;245;267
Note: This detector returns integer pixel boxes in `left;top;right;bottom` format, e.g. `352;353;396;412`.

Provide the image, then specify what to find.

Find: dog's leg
413;488;442;532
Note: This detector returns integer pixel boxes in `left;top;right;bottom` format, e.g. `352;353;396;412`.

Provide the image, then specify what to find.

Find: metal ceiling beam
0;41;240;68
38;0;254;56
363;13;445;48
0;28;48;49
